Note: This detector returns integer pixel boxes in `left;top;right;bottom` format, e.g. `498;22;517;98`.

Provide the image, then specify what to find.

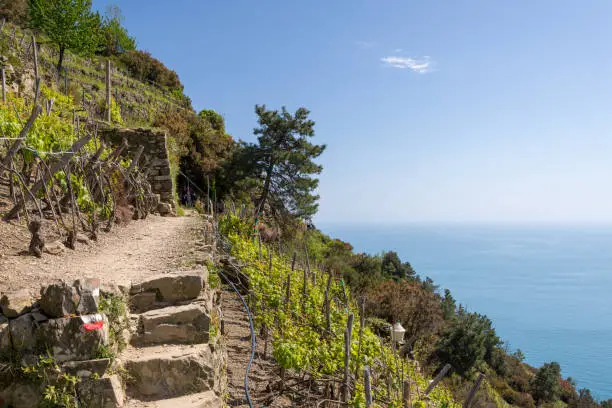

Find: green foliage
441;289;457;320
119;49;183;90
381;251;415;280
436;310;501;376
218;214;459;408
99;293;129;354
28;0;103;72
99;5;136;56
530;362;561;403
601;399;612;408
249;104;326;219
21;353;80;407
0;0;28;24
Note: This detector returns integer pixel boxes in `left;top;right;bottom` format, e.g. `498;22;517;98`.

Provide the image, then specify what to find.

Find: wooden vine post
324;271;333;334
106;59;111;122
354;296;366;380
364;366;373;407
424;363;452;395
464;373;485;408
403;380;411;408
342;313;355;402
1;64;5;104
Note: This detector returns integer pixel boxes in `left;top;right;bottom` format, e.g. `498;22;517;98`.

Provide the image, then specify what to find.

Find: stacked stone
100;127;175;215
0;279;125;408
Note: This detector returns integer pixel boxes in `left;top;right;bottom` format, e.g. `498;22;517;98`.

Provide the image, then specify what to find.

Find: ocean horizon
317;222;612;400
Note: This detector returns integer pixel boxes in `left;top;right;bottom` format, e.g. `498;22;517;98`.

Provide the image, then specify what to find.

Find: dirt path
0;214;204;294
221;289;291;408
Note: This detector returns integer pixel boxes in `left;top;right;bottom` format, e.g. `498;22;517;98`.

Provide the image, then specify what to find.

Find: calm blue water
318;223;612;400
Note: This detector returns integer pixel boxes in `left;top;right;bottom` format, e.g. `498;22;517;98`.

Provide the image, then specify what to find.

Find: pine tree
252;104;325;219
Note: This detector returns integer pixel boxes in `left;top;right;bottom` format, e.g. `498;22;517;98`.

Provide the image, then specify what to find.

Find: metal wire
218;268;256;408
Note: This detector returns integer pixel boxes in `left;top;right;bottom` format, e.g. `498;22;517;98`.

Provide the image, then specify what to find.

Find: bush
0;0;28;23
119;50;183;90
531;362;561;403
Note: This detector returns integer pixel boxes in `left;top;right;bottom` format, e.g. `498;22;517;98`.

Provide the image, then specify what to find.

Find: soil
221;289;293;408
0;213;204;296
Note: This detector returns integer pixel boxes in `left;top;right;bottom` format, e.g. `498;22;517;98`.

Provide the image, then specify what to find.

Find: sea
318;223;612;400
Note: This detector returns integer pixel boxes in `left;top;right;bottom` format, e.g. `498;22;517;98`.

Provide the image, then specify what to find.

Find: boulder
130;273;203;302
62;358;111;379
124;344;215;398
78;375;125;408
134;303;209;345
40;282;79;318
37;314;109;362
43;240;65;255
0;289;33;318
9;313;37;352
0;317;11;357
157;202;172;216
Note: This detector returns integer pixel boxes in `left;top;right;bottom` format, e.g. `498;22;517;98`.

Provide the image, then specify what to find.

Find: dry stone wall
101;127;175;208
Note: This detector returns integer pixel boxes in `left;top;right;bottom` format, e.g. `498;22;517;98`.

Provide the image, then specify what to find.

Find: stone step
123;344;216;399
124;391;222;408
131;303;210;346
129;271;208;313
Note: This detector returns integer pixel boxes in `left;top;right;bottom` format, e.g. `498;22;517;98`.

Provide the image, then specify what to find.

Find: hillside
1;3;611;408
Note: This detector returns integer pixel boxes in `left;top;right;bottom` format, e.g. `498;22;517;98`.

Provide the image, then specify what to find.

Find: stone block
40;282;78;318
78;375;125;408
9;313;37;352
157;202;172;215
11;383;41;408
74;278;100;315
135;304;209;345
130;273;203;302
37;314;109;362
130;292;157;313
0;289;33;318
124;344;214;398
62;358;111;379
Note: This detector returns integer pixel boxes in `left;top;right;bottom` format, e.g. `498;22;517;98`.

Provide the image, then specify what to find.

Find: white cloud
356;40;376;49
380;56;435;73
394;48;404;53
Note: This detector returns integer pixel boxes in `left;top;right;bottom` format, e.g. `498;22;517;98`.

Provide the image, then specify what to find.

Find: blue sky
93;0;612;224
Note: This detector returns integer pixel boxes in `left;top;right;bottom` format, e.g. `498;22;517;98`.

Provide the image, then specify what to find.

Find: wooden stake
291;251;297;271
342;313;355;402
105;60;111;122
1;67;5;103
464;373;485;408
324;271;333;334
364;367;373;407
354;296;366;380
424;363;452;395
403;380;411;408
32;36;38;83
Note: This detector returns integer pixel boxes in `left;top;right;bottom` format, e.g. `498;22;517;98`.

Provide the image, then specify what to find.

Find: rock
78;375;125;408
130;292;158;313
124;344;215;398
62;358;111;379
130;391;223;408
37;314;109;362
76;233;90;245
0;289;32;318
0;317;11;357
31;311;48;323
134;304;209;345
130;273;203;302
74;278;100;315
40;282;79;318
9;313;37;352
12;383;41;408
43;240;65;255
157;202;172;216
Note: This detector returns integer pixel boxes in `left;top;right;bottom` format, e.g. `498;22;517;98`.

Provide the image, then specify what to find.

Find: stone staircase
121;270;226;407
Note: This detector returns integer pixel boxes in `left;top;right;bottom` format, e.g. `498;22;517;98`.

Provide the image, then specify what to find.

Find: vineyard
218;213;462;408
0;61;157;257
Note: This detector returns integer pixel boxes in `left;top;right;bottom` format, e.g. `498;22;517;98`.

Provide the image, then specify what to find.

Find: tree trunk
57;45;65;73
256;161;274;215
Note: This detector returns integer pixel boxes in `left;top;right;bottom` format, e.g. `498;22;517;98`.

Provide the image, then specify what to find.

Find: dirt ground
0;213;204;295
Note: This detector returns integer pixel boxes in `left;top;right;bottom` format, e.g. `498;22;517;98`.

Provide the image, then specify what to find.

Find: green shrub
119;50;183;90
